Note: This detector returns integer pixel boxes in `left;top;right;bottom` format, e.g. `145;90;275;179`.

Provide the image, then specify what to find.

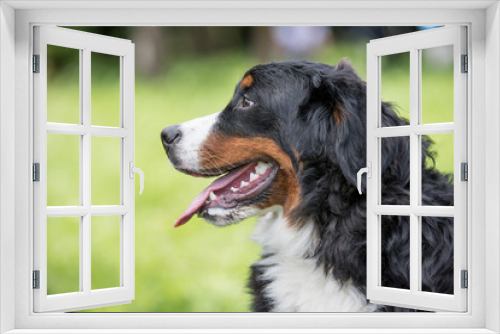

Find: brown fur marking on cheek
265;171;300;220
240;74;254;89
199;134;301;219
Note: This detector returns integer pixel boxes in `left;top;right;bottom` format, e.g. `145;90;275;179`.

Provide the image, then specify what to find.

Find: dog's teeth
209;191;217;200
249;173;258;182
240;181;249;188
231;187;238;192
256;161;272;175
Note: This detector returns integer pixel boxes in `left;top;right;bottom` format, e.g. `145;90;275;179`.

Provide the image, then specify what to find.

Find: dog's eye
241;96;255;108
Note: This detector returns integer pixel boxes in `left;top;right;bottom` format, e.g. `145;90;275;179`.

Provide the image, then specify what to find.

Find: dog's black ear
313;59;370;188
300;60;409;191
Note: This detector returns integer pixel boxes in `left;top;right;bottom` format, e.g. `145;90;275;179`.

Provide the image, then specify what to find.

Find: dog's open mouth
174;161;278;227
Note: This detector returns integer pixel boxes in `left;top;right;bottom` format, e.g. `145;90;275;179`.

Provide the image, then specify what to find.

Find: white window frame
33;26;136;313
365;26;467;312
0;1;499;333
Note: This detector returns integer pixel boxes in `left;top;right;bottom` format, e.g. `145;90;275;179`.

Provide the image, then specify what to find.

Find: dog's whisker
200;148;237;172
200;153;221;174
208;154;237;170
204;157;220;174
204;151;224;175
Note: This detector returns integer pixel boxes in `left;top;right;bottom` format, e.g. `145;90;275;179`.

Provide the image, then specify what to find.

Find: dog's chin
199;205;259;227
200;204;282;227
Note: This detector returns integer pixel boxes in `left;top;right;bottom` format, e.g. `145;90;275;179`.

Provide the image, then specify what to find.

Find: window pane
381;52;410;126
91;136;121;205
47;45;80;124
421;45;454;124
47;217;80;295
421;216;454;295
91;216;121;290
92;52;120;127
47;134;80;206
381;215;410;290
381;137;410;205
421;133;454;206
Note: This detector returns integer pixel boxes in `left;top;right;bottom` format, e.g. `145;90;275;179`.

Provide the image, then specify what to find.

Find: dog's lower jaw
200;199;284;227
250;208;378;312
200;206;256;227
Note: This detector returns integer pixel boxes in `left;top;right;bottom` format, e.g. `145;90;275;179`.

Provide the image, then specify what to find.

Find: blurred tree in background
51;26;420;80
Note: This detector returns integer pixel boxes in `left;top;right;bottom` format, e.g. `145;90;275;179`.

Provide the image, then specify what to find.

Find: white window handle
356;162;371;195
129;162;144;195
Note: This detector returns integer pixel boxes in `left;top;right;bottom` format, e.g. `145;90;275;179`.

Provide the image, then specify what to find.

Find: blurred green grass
46;44;454;312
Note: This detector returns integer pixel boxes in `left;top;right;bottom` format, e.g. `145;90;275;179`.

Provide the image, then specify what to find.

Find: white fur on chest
251;209;378;312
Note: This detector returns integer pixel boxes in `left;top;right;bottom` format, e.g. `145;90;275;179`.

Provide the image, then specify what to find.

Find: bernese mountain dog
160;60;454;312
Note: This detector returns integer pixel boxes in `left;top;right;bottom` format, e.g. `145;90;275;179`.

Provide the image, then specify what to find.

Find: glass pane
47;45;80;124
381;137;410;205
91;52;121;127
381;215;410;290
421;45;454;124
421;133;454;206
91;136;121;205
47;217;80;295
47;134;80;206
91;216;121;290
421;216;454;295
381;52;410;126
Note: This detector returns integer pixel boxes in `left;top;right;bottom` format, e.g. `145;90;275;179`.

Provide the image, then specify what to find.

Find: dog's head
161;60;408;228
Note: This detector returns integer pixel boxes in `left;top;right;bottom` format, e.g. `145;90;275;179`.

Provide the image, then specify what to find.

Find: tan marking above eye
240;74;254;89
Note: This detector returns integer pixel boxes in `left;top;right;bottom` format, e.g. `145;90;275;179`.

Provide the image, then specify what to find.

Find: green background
45;27;454;312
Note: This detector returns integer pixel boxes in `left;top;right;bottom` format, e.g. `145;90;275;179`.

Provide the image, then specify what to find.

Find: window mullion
373;205;454;217
81;48;92;294
409;48;421;294
373;124;455;138
46;123;130;138
453;26;468;307
365;46;380;298
416;48;424;293
121;49;135;292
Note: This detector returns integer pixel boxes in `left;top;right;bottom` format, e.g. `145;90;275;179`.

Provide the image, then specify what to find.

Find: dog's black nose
161;125;182;150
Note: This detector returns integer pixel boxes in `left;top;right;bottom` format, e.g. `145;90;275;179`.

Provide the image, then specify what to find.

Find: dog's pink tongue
173;164;255;228
173;188;212;228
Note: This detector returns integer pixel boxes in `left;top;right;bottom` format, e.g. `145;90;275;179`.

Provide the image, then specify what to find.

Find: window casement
1;2;498;334
32;26;138;312
363;26;468;312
